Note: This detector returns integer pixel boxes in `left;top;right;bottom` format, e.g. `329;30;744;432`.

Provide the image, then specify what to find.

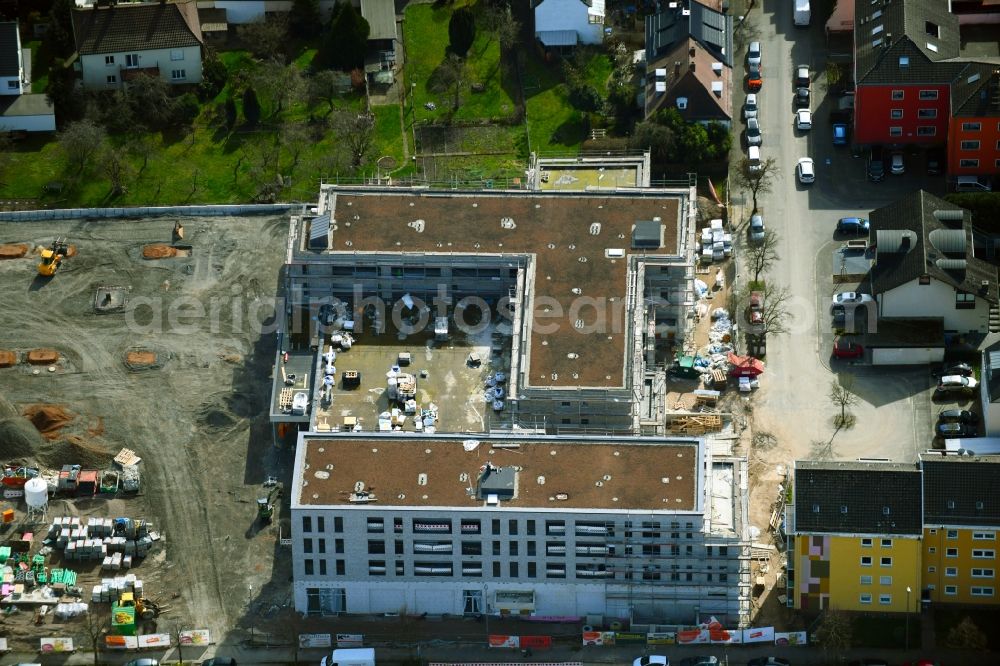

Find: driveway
732;3;942;464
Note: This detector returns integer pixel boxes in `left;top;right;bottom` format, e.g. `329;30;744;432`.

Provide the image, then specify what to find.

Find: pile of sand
126;351;156;367
0;395;17;420
0;244;29;259
0;416;46;460
142;244;178;260
22;404;74;440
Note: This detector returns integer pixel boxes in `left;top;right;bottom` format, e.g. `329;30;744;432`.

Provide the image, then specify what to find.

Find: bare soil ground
0;215;291;648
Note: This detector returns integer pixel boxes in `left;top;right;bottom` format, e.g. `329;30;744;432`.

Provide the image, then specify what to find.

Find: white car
748;145;762;172
831;292;874;309
748;41;761;68
746;117;762;146
796;108;812;130
938;375;979;392
634;657;669;666
744;93;758;120
796;157;815;183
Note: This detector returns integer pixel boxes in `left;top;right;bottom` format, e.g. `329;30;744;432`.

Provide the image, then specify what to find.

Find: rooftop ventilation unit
308;214;331;250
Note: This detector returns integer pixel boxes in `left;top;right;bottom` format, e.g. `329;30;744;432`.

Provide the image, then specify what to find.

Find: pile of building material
699;219;732;263
91;574;144;603
46;516;155;563
669;414;722;435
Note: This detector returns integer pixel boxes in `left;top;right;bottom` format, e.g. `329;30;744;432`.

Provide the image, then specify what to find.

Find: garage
0;94;56;132
872;346;944;365
868;318;944;366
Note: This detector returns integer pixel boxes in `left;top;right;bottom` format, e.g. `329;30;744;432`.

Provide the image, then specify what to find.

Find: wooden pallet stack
668;413;722;434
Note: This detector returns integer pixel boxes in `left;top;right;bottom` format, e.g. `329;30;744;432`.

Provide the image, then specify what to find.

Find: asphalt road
733;2;947;464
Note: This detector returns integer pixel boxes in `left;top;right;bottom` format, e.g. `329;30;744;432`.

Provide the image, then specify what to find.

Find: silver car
748;41;761;68
746;117;762;146
744;93;759;121
749;214;765;242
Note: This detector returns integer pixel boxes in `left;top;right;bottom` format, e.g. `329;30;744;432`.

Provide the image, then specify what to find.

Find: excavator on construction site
256;479;281;525
36;238;70;277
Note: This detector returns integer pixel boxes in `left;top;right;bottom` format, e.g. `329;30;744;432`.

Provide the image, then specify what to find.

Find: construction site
0;214;294;651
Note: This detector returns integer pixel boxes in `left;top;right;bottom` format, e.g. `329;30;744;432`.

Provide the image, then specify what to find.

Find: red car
833;337;864;359
748;65;763;91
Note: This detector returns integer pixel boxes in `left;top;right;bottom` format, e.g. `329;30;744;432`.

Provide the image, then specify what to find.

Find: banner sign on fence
743;627;774;644
40;637;74;653
336;633;364;648
581;631;616;646
105;635;139;650
676;628;710;644
179;629;212;646
646;632;676;645
774;631;808;646
137;633;171;649
613;632;647;644
519;635;552;649
488;635;519;648
300;633;333;649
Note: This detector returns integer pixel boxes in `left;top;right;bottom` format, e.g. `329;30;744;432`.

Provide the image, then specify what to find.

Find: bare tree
946;617;988;651
746;227;779;284
483;3;521;51
281;122;312;173
741;282;794;337
82;608;109;666
237;15;289;62
814;610;853;661
309;70;346;116
127;134;158;178
733;156;779;213
829;373;859;428
439;54;467;111
252;60;304;119
59;119;107;174
331;109;376;168
103;147;133;197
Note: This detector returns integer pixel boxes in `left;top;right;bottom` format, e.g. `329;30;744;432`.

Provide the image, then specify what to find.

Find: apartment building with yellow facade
787;461;923;613
921;454;1000;605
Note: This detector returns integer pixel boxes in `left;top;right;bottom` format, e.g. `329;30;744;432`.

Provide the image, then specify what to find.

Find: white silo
24;477;49;520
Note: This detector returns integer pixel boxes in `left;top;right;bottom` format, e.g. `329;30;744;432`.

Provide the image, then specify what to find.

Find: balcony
121;66;160;82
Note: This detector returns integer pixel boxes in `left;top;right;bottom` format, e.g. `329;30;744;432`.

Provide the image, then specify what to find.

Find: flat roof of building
296;434;700;511
308;189;684;389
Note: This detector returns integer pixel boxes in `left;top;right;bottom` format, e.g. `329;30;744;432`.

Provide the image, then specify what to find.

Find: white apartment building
290;432;750;626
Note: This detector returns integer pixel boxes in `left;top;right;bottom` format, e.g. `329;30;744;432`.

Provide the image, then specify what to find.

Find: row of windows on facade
862;550;996;567
300;558;732;581
104;51;185;66
106;70;185;85
356;539;729;557
300;516;698;536
927;566;995;578
860;586;994;603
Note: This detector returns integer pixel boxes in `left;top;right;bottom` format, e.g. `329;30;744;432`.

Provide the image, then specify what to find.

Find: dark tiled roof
793;461;922;536
645;38;731;121
0;21;19;78
854;0;960;85
72;1;202;56
646;0;733;67
922;456;1000;526
953;65;1000;117
869;190;998;303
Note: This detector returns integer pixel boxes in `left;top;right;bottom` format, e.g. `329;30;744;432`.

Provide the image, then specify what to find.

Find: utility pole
905;585;912;651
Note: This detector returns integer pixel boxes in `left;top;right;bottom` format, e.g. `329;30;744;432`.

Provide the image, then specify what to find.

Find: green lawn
404;0;518;124
851;614;920;649
27;40;50;94
0;51;406;206
524;48;612;154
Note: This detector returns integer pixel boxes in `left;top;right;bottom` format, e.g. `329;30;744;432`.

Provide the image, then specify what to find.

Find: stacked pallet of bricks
47;516;154;564
91;574;144;603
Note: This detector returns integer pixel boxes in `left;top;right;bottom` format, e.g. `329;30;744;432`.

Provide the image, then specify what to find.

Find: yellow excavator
37;239;70;277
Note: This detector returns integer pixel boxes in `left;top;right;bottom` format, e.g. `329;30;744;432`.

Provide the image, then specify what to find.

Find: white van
748;145;762;172
954;175;992;192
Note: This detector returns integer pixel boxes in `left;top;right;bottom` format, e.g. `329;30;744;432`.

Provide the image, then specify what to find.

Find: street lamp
905;586;912;651
248;584;255;645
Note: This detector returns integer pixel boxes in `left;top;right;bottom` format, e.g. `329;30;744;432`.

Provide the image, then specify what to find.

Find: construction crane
37;238;70;277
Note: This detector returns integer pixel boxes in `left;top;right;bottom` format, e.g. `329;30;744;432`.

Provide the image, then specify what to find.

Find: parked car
955;175;992;192
634;657;669;666
679;658;719;666
748;41;762;67
796;86;810;108
867;146;886;182
833;336;864;359
795;65;810;88
124;660;159;666
746;117;762;146
890;150;905;174
836;217;870;235
202;660;238;666
938;408;979;423
832;123;848;145
940;363;973;377
795;108;812;130
936;421;976;438
937;375;979;394
749;214;765;242
744;93;759;120
748;659;791;666
748;63;763;91
927;147;944;175
832;292;874;309
748;145;763;171
796;157;815;184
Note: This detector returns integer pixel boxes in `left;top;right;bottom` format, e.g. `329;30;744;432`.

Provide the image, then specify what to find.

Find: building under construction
270;182;697;434
290;432;751;626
